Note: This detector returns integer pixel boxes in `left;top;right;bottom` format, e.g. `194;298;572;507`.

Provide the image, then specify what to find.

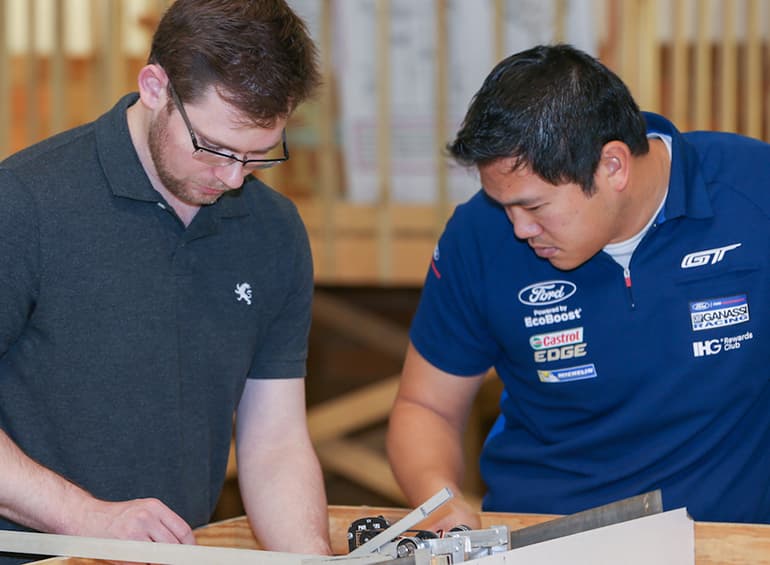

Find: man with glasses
0;1;331;562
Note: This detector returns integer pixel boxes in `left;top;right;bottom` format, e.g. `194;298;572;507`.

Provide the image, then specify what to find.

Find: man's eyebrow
198;130;283;156
484;191;540;208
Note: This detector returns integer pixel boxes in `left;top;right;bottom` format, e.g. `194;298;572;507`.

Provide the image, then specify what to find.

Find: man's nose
507;208;542;239
214;161;248;189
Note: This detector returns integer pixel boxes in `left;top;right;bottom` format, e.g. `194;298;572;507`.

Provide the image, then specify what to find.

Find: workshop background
1;0;769;521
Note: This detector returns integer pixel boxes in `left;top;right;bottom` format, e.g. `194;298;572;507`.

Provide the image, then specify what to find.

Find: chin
548;257;582;272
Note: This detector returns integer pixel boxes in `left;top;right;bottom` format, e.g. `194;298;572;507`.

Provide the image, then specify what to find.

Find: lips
531;244;558;258
199;185;227;195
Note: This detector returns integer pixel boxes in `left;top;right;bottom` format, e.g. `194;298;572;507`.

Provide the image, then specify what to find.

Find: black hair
448;44;649;194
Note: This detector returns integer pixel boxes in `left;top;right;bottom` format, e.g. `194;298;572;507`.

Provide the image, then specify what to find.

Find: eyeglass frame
167;82;290;171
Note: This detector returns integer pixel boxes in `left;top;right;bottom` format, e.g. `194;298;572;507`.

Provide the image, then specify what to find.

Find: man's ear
136;64;169;111
599;141;631;192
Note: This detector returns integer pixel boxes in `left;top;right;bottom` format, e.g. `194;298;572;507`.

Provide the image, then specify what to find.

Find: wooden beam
375;0;393;282
307;376;400;443
719;0;737;133
0;0;8;157
312;291;409;359
315;438;407;504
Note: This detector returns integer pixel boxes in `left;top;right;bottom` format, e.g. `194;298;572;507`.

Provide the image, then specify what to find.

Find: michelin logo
538;364;597;383
689;294;749;331
693;331;754;357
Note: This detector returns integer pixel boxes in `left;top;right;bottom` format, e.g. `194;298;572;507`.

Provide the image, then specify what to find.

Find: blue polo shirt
410;113;770;523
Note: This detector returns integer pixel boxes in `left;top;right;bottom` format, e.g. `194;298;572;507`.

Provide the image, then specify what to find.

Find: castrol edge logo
518;280;577;306
530;326;588;363
530;327;584;350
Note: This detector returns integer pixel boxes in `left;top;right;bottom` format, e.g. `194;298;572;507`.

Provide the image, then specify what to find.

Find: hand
72;497;196;545
416;496;481;534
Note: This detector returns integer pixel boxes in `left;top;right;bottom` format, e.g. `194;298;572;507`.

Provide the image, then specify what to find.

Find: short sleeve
409;199;501;376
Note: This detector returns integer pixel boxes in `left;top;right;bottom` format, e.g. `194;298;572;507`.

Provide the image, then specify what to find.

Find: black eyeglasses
168;83;289;172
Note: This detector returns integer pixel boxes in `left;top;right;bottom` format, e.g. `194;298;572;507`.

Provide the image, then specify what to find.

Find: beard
147;112;223;207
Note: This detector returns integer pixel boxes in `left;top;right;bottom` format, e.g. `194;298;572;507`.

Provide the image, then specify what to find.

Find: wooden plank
637;0;660;112
671;0;689;128
51;0;66;135
317;0;338;281
25;0;39;144
434;0;450;234
618;0;640;99
307;376;401;442
32;506;770;563
0;0;8;157
315;438;406;504
719;0;737;133
744;0;762;139
311;292;409;358
694;0;713;130
375;0;392;282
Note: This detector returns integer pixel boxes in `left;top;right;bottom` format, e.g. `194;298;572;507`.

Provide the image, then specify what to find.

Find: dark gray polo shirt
0;94;313;546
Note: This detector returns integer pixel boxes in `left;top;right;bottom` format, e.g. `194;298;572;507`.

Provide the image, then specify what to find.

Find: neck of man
620;138;671;239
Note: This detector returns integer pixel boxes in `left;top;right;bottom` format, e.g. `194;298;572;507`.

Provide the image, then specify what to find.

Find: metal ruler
508;489;663;549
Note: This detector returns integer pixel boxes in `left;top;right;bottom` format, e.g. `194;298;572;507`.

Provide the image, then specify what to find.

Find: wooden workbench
29;504;770;564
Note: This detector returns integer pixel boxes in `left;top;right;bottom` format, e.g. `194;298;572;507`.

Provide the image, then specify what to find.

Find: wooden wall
3;1;769;285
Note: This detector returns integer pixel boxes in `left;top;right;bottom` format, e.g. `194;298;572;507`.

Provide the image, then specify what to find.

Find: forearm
0;430;195;543
238;436;331;555
386;398;468;505
0;429;91;534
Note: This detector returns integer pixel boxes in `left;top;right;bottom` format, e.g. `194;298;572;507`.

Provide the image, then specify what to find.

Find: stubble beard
148;112;220;207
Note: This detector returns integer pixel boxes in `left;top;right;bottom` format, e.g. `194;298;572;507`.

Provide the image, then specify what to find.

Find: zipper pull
623;267;632;288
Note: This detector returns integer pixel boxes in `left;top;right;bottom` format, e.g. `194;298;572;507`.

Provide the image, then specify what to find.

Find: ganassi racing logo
518;280;577;306
689;294;749;331
681;243;741;268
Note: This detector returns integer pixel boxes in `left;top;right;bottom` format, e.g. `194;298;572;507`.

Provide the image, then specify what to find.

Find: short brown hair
149;0;321;127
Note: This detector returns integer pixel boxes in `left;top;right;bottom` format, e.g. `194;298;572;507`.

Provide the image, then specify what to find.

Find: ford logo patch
518;280;577;306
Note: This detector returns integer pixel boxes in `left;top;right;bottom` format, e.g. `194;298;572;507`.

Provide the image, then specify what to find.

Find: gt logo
534;343;587;362
693;339;721;357
681;243;741;269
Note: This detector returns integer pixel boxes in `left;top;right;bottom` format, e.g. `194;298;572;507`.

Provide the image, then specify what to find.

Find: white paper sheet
466;508;694;565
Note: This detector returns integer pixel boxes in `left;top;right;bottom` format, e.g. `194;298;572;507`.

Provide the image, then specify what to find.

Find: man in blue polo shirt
0;1;331;562
387;44;770;530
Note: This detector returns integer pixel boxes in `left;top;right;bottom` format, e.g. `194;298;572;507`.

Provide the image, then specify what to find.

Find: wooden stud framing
671;0;689;128
25;0;39;144
317;0;337;281
694;0;714;130
638;0;660;112
719;0;737;133
434;0;449;235
0;0;8;157
375;0;393;283
51;0;66;135
744;0;762;139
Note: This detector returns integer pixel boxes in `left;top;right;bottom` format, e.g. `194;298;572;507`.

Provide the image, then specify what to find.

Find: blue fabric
410;113;770;522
